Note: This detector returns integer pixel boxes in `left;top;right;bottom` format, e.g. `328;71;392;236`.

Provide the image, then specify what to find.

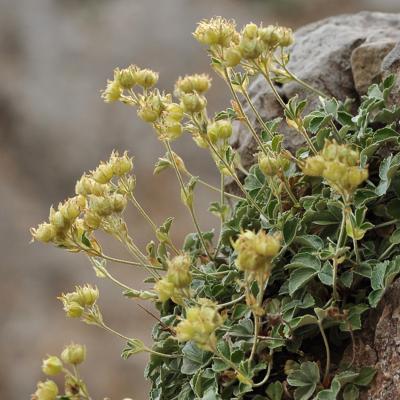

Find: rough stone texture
342;279;400;399
233;11;400;399
231;11;400;167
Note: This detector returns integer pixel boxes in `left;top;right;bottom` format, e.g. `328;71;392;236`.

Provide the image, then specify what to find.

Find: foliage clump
31;16;400;400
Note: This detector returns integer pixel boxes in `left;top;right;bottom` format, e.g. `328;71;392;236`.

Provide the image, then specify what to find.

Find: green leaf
318;261;333;286
287;361;320;400
343;384;359;400
266;381;283;400
181;342;212;375
390;228;400;244
283;217;300;245
289;268;319;295
353;367;376;386
121;339;146;359
314;377;341;399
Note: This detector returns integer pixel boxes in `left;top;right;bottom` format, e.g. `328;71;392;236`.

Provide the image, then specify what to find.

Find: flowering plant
31;17;400;400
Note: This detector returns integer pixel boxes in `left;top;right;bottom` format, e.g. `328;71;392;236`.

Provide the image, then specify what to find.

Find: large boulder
231;11;400;167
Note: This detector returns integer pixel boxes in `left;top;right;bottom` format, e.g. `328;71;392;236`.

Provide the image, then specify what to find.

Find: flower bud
101;80;122;103
31;223;57;243
49;209;67;231
175;300;224;350
175;74;211;95
233;230;281;273
165;103;184;121
181;93;206;113
193;17;237;47
135;69;159;88
137;106;160;123
64;301;84;318
90;196;113;217
61;343;86;365
207;120;233;142
259;25;281;47
154;277;175;302
111;152;133;176
243;23;258;39
109;193;128;213
76;284;99;307
224;46;242;67
302;155;326;177
42;356;63;376
32;380;58;400
60;198;82;221
114;66;137;89
167;254;192;288
323;161;347;183
239;37;262;60
83;210;102;230
346;167;368;188
164;120;183;141
279;27;294;47
92;162;114;184
75;176;106;196
259;153;280;177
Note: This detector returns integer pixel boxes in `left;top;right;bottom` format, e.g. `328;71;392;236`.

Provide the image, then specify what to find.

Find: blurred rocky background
1;1;399;399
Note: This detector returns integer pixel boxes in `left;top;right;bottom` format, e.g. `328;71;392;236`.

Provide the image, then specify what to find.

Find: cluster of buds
233;230;281;282
31;380;58;400
59;284;100;320
301;141;368;198
174;74;210;115
154;254;192;304
193;18;294;68
33;343;86;400
175;299;224;351
31;151;133;249
258;151;290;177
101;65;159;103
207;119;233;143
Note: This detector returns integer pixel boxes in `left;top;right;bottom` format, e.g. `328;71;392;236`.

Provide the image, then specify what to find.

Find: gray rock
232;11;400;169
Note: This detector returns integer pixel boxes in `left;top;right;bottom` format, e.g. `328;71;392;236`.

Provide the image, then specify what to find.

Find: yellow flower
175;300;224;350
101;79;122;103
32;380;58;400
61;343;86;365
41;356;62;376
193;17;237;48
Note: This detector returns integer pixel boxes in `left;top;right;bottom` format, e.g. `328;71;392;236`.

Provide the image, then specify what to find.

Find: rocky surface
232;11;400;167
232;11;400;399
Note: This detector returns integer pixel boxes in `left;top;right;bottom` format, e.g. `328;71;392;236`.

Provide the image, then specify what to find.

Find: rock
382;41;400;105
231;11;400;170
352;40;396;94
342;279;400;400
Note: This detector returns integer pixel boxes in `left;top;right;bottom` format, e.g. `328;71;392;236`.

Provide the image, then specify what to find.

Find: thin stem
374;219;398;229
252;350;274;388
99;252;162;270
378;243;396;261
94;262;138;293
256;63;318;155
196;177;244;201
336;207;347;251
217;294;246;309
224;68;272;156
318;321;331;382
205;137;268;220
332;258;339;302
145;348;181;359
281;174;299;207
100;322;131;341
348;211;361;265
239;83;273;140
164;140;213;260
214;173;226;257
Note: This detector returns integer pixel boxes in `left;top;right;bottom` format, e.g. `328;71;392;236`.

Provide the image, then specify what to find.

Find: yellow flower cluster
154;254;192;304
101;65;159;103
175;299;224;351
193;17;294;67
59;284;99;319
258;152;290;177
233;230;281;275
302;141;368;197
33;343;86;400
31;151;133;249
31;380;58;400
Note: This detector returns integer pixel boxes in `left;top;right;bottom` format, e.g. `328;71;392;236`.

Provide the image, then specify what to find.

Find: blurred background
1;0;399;399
